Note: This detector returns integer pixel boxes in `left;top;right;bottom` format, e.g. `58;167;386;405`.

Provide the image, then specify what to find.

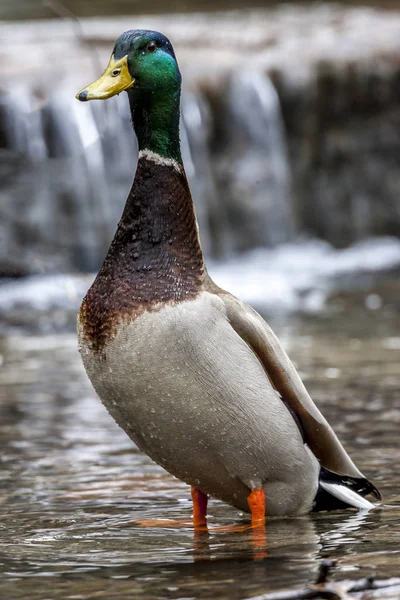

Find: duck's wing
205;276;367;481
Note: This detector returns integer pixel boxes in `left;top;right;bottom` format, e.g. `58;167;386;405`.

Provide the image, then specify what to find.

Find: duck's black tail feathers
312;467;381;512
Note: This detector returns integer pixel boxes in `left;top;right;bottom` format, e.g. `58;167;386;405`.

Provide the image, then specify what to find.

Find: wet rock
278;58;400;247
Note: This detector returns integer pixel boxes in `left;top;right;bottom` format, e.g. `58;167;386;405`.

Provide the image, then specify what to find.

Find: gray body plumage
79;291;320;516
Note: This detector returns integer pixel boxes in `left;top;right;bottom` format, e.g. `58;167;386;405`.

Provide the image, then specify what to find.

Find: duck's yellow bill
76;55;135;101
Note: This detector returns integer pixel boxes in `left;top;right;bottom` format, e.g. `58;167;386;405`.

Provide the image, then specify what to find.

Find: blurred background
1;0;400;325
1;2;400;599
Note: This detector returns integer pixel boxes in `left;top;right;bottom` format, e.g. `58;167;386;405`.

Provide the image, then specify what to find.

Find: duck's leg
132;487;208;529
191;487;208;527
247;488;267;559
210;487;266;532
133;488;265;534
248;488;266;526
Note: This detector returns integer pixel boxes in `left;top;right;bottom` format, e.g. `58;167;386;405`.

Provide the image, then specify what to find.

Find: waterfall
209;71;295;254
181;91;222;257
0;73;295;274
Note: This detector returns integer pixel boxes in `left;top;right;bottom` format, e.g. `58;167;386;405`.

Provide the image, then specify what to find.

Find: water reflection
1;307;399;599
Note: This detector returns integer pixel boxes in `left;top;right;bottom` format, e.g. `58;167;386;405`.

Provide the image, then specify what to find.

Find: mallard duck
76;30;380;526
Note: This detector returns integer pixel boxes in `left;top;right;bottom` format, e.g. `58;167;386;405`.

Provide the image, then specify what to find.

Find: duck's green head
76;30;181;102
76;30;182;161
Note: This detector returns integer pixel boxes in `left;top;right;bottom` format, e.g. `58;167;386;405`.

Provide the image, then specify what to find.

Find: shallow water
1;299;400;599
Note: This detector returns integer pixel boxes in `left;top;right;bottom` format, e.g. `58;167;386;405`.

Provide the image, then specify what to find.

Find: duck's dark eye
147;42;157;53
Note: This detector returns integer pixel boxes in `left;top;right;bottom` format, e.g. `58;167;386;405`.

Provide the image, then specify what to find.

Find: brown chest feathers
79;156;204;354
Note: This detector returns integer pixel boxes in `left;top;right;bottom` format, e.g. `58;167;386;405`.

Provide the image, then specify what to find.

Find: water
210;71;294;253
1;292;399;599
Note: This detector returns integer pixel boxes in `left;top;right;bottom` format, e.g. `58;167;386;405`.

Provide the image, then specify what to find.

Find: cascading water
210;71;295;254
180;91;218;257
1;85;116;273
0;70;296;274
